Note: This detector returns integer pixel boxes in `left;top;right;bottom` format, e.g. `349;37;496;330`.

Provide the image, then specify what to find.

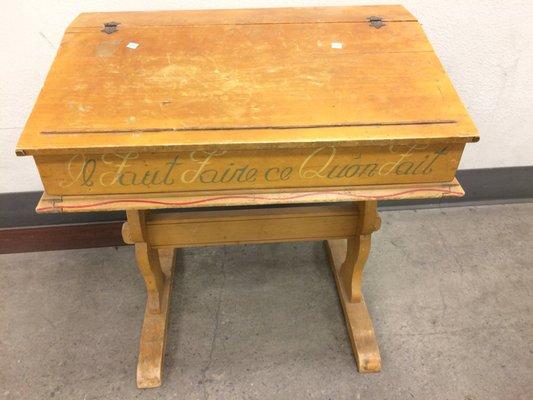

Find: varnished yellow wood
126;209;147;242
124;202;382;382
16;5;477;159
125;211;177;387
135;243;164;313
33;142;465;196
35;178;465;213
339;202;380;303
136;248;176;388
326;238;381;372
127;210;164;313
122;204;360;248
15;5;481;388
123;201;382;386
339;235;372;303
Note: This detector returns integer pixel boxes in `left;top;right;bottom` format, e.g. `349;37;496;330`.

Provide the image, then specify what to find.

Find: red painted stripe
36;187;463;212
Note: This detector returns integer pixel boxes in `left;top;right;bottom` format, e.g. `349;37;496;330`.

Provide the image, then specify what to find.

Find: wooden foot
325;239;381;372
136;248;176;388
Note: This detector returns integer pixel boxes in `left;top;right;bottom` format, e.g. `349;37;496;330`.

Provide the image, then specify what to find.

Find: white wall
1;0;532;193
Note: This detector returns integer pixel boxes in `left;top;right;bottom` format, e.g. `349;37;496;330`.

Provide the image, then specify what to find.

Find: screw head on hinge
367;16;385;29
102;21;120;34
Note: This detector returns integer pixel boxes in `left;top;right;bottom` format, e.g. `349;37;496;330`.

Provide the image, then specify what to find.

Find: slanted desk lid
17;5;478;156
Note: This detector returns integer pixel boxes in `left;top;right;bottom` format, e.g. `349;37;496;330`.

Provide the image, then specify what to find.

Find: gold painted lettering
181;150;226;183
299;147;336;179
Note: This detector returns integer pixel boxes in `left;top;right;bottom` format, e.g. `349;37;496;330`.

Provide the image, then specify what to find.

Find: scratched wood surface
16;5;478;156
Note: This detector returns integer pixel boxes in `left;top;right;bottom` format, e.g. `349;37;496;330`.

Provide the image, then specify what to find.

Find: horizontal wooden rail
122;204;359;248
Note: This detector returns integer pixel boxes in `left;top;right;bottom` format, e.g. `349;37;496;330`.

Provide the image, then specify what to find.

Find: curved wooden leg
125;210;176;388
325;201;381;373
135;242;164;313
339;235;371;303
136;248;176;388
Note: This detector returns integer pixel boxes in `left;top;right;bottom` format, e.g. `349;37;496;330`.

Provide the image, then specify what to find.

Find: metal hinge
102;21;120;34
367;16;385;29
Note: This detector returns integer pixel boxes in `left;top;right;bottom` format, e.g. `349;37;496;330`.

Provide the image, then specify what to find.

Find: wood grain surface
16;5;477;156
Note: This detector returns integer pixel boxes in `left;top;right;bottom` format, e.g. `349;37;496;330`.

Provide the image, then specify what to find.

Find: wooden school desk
16;5;478;388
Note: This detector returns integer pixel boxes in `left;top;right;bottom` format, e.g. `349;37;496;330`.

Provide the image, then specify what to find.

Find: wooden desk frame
122;201;381;388
36;180;464;387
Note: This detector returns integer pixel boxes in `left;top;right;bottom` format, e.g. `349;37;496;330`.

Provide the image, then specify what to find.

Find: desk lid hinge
367;16;385;29
102;21;120;34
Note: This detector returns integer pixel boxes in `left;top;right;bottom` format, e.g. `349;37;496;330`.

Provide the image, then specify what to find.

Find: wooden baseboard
0;222;125;254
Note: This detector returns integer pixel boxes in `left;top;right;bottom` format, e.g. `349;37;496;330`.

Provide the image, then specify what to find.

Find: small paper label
126;42;139;49
331;42;343;49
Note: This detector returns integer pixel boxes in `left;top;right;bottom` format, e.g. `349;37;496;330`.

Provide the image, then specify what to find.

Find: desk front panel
35;142;464;196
